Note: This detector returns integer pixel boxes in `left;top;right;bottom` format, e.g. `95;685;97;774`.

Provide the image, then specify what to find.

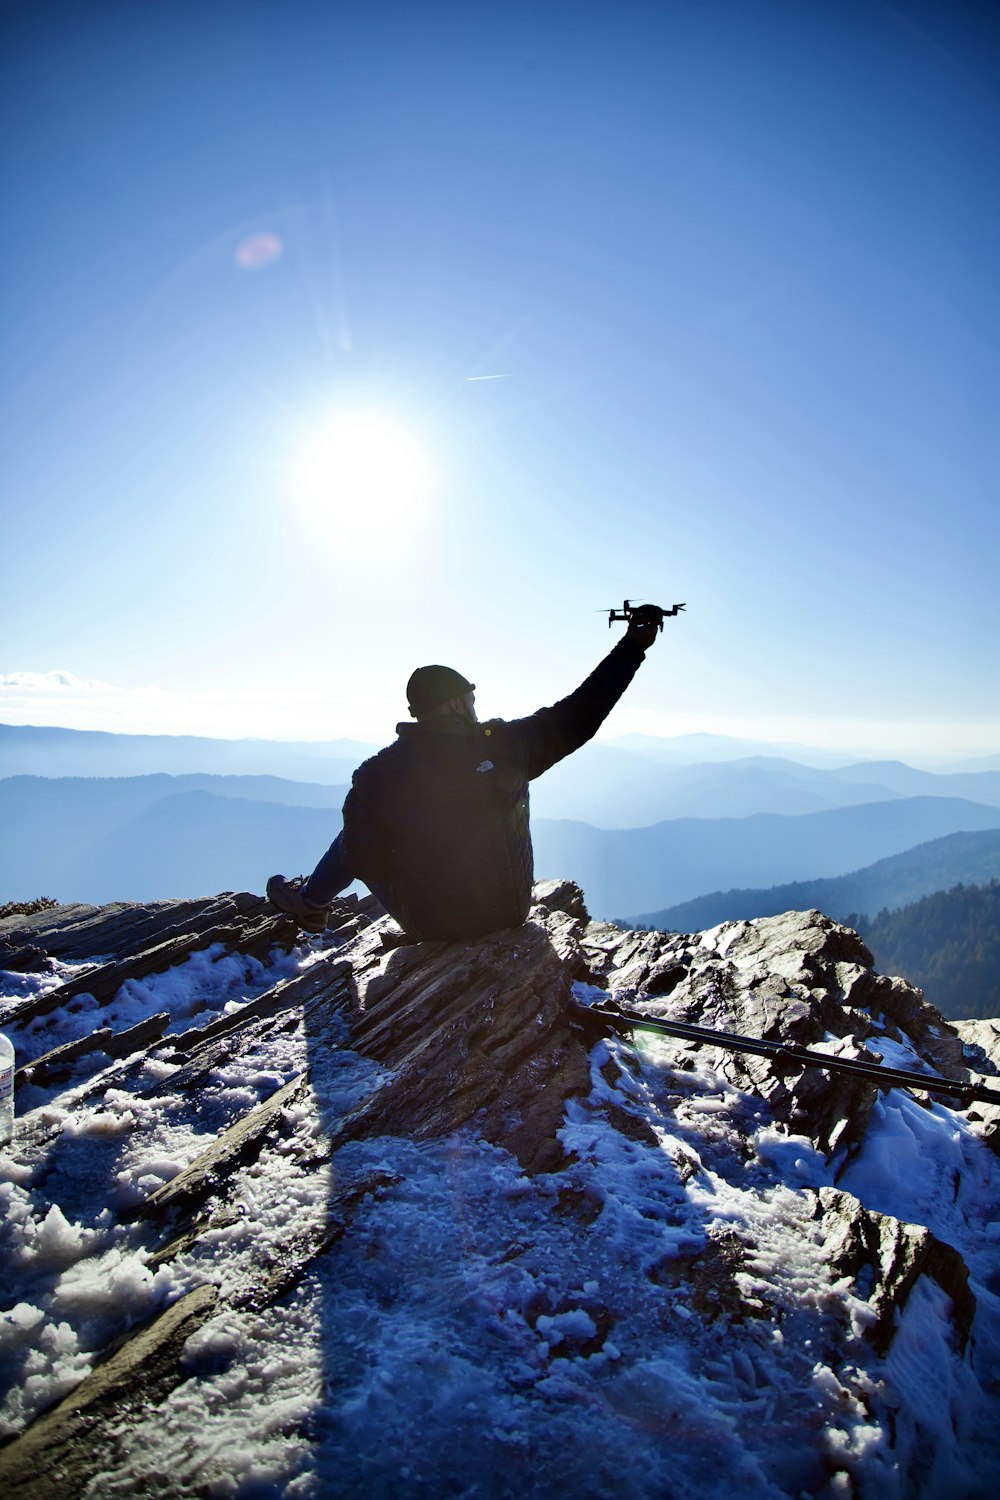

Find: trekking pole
571;999;1000;1106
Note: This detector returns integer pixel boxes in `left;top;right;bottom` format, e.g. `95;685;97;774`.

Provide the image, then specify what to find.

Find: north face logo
475;760;495;774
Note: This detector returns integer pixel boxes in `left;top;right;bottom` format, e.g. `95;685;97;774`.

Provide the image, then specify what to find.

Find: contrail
466;373;514;382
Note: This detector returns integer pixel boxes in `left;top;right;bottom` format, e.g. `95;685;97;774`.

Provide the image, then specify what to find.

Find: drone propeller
602;599;686;630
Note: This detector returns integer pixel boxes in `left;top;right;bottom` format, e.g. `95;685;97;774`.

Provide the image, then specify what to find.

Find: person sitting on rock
266;607;662;941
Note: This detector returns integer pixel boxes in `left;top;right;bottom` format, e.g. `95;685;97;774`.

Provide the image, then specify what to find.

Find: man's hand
625;604;663;650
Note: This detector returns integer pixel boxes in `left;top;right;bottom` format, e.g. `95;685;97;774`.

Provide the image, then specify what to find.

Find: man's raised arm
501;607;662;781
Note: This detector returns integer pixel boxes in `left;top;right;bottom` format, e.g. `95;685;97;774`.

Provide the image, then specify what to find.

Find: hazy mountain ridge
7;723;1000;835
5;726;1000;920
608;734;1000;775
532;798;1000;918
0;723;376;784
607;732;859;766
5;769;1000;915
827;758;1000;803
632;830;1000;932
0;777;347;903
535;747;918;825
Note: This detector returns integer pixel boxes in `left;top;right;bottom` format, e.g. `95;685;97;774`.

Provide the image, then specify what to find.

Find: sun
288;409;435;533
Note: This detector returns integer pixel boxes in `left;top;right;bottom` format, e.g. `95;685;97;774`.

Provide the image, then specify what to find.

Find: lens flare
235;232;283;270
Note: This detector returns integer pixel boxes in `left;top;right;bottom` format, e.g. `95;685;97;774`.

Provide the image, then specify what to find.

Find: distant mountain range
535;747;1000;826
3;723;1000;918
2;722;861;777
606;733;1000;775
5;722;999;831
0;723;377;784
5;774;999;915
531;798;1000;919
606;732;865;767
631;829;1000;931
0;776;347;903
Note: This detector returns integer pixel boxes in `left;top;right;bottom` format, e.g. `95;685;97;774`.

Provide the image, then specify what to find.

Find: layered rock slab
587;906;999;1156
1;885;998;1497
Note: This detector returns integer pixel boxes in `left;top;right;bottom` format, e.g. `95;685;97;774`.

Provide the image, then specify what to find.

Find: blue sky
3;0;998;759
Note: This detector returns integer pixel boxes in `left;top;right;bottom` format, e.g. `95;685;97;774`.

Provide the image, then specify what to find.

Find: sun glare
288;409;435;535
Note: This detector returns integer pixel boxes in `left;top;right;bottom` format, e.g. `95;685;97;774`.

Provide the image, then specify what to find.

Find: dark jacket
340;636;646;940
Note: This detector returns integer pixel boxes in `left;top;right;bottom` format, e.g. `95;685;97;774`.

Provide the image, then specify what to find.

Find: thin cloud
0;671;344;740
0;670;115;691
466;373;515;382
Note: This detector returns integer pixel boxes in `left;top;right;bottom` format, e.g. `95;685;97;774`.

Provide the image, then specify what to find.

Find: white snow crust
2;938;999;1497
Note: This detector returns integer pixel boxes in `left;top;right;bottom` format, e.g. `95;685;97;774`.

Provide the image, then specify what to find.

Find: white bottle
0;1033;14;1146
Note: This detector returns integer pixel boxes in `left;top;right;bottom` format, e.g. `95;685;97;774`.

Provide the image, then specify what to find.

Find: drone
604;599;686;631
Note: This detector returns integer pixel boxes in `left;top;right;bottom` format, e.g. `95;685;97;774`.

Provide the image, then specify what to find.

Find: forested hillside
849;880;1000;1022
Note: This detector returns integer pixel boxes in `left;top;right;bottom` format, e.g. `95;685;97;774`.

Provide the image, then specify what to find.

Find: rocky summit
0;884;999;1498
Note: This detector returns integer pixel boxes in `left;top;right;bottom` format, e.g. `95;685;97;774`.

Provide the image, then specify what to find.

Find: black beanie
406;665;476;717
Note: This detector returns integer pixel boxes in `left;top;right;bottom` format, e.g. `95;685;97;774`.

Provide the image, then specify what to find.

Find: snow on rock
0;885;998;1497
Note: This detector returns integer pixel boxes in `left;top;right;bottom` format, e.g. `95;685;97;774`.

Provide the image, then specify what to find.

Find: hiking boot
266;874;331;934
